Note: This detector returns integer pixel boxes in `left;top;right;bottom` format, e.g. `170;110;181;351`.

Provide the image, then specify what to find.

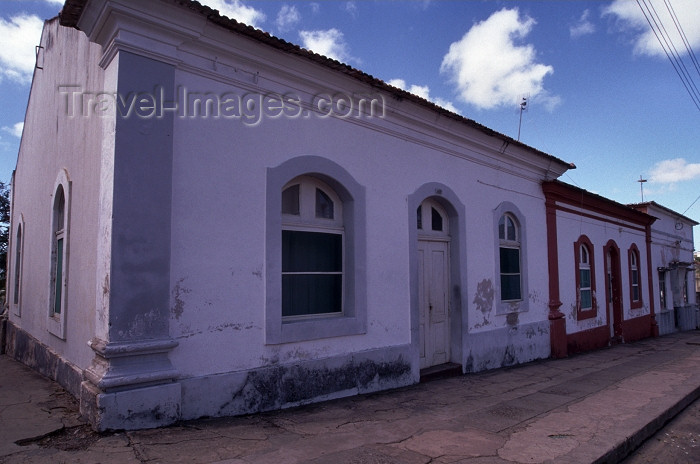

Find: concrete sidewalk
2;331;700;464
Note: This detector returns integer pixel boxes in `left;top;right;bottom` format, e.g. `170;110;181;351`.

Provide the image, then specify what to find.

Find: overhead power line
636;0;700;112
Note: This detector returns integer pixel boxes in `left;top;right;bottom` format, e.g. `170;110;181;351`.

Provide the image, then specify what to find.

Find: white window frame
48;169;71;340
265;156;367;345
493;202;529;314
281;177;345;320
498;213;522;302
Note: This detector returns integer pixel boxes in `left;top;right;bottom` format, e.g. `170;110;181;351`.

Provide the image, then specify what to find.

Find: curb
594;381;700;463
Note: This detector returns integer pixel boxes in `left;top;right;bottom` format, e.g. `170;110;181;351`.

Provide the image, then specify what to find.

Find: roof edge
56;0;574;173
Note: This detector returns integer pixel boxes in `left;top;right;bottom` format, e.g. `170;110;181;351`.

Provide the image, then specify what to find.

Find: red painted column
545;195;567;358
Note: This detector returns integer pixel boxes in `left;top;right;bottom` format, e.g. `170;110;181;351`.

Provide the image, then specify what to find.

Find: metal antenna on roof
517;95;528;141
637;175;647;202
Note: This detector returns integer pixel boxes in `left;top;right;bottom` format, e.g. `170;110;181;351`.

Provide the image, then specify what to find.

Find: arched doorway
604;241;623;342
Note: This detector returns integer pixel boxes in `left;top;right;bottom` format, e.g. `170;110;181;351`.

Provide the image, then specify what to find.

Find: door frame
418;236;451;369
604;240;623;340
407;184;467;379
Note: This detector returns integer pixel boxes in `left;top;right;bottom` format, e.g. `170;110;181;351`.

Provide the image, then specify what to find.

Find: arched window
48;170;70;339
417;199;448;235
13;224;22;307
281;176;343;318
574;235;597;320
628;244;642;309
51;185;66;317
498;213;521;301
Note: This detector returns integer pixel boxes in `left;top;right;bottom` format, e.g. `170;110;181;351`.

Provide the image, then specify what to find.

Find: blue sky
1;0;699;249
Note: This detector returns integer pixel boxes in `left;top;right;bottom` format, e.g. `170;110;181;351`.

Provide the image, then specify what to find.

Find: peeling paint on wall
172;277;191;320
473;279;494;314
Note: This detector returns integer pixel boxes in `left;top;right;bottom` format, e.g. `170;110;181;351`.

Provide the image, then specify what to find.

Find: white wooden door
419;240;449;369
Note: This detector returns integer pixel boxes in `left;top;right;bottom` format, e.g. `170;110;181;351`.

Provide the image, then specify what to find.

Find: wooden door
419;240;449;369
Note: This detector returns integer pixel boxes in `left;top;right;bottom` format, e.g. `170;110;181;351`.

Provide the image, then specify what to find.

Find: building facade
4;0;697;431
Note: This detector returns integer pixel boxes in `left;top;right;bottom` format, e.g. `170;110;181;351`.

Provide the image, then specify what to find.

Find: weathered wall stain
506;311;519;326
473;279;494;314
172;277;191;320
219;357;412;416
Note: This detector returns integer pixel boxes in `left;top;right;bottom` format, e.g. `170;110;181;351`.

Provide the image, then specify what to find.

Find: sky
0;0;699;250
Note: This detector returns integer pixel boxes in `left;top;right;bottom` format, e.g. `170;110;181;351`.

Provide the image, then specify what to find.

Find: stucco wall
8;18;104;372
555;209;650;336
164;51;556;381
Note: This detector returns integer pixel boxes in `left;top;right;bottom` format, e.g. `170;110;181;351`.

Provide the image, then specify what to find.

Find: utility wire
636;0;700;111
664;0;700;79
645;0;700;99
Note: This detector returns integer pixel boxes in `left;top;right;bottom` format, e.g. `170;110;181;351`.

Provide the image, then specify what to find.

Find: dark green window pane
500;248;520;274
632;270;638;285
282;231;342;273
417;206;422;229
501;275;521;300
282;274;342;316
633;285;639;301
580;269;591;288
580;289;592;309
54;238;63;315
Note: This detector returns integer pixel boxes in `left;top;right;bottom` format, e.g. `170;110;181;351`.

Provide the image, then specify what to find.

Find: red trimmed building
544;181;655;356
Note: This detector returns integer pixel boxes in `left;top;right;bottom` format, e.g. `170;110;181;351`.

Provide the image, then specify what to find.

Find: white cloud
570;9;595;38
344;1;358;19
603;0;700;58
0;14;44;84
310;3;320;15
1;122;24;138
199;0;265;28
275;4;300;32
299;28;355;63
43;0;64;5
440;8;555;110
387;78;460;114
649;158;700;183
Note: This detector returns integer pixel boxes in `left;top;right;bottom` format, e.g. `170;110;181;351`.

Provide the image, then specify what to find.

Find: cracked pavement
2;331;700;463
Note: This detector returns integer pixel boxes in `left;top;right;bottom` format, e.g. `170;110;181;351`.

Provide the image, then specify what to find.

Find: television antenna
517;95;528;141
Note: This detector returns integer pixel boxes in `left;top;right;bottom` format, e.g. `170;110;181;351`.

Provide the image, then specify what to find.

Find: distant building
4;0;697;431
629;202;698;334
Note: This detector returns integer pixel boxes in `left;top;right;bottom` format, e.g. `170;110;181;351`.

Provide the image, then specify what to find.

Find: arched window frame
628;244;643;309
417;199;449;238
493;202;528;314
266;156;366;344
48;169;71;340
281;176;344;320
11;216;25;316
574;235;597;320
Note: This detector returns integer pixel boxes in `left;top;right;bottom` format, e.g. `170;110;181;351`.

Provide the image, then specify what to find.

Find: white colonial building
3;0;696;431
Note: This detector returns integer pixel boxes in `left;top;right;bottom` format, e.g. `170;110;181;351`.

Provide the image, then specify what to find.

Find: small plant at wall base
0;181;10;306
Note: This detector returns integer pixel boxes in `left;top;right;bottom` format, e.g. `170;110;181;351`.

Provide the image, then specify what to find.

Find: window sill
576;308;597;321
496;300;528;315
268;315;366;345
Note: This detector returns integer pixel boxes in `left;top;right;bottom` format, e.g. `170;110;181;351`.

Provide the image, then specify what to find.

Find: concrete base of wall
463;320;550;373
0;313;6;355
3;321;83;398
657;310;678;336
676;305;698;331
179;344;414;421
81;380;182;431
567;324;610;355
